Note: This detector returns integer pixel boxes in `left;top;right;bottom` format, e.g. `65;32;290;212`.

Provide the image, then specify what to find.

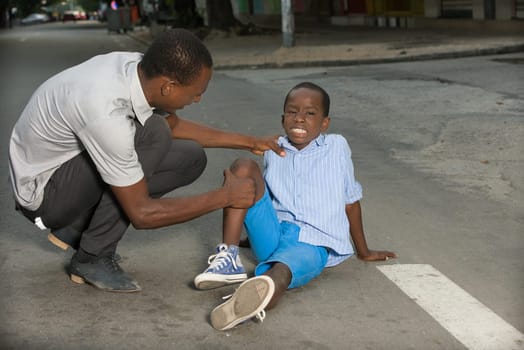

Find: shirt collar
279;134;326;152
129;60;153;125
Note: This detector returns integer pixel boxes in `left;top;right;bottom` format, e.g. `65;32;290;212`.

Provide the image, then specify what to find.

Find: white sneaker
194;244;247;290
210;275;275;331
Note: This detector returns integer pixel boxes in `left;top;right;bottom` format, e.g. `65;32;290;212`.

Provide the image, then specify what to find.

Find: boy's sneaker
210;275;275;331
194;244;247;290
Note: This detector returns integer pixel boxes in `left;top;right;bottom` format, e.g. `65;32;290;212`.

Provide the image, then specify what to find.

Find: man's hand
222;169;256;208
251;135;285;157
358;250;397;262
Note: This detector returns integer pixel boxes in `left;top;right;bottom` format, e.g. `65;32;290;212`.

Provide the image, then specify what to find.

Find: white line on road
377;264;524;350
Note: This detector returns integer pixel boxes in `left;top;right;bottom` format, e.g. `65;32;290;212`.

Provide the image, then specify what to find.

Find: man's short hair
284;82;330;116
141;28;213;86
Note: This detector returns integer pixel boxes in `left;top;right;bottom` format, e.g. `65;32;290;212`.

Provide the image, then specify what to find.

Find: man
8;28;284;293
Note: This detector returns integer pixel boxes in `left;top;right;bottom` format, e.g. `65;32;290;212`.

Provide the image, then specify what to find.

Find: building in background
225;0;524;27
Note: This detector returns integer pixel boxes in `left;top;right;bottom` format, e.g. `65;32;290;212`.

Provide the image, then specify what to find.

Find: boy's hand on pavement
222;169;256;208
251;135;286;157
358;250;397;262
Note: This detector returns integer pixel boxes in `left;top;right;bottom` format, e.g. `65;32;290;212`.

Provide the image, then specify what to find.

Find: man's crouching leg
68;115;177;293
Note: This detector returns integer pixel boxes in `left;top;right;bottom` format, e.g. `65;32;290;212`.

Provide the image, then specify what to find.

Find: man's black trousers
16;115;207;257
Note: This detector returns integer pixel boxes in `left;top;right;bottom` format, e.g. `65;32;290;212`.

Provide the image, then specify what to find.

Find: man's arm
346;201;397;261
111;169;255;229
166;114;285;156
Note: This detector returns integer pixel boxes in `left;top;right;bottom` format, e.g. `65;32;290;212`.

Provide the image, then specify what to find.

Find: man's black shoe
69;253;141;293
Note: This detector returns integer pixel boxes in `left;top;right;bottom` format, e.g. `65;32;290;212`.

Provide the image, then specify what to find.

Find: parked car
62;10;87;22
21;13;50;25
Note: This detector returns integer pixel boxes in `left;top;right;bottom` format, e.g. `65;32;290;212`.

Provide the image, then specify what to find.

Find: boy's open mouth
289;127;306;136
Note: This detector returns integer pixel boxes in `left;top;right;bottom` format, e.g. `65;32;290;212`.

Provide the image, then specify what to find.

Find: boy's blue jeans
244;189;328;289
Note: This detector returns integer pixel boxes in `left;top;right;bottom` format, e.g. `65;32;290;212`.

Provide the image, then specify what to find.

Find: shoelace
101;255;122;272
208;251;238;271
255;309;266;322
221;293;266;323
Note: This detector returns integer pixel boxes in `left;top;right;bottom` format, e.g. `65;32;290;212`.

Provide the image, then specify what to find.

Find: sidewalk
128;19;524;69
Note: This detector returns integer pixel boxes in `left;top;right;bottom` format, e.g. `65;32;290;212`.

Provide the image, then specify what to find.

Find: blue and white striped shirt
264;133;363;267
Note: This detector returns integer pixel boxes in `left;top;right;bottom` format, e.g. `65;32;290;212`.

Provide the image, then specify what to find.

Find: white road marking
377;264;524;350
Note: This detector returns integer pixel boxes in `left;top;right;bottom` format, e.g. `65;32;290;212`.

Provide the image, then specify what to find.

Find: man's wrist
245;135;256;151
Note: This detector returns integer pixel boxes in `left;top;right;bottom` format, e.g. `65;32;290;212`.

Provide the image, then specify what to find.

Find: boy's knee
230;158;260;177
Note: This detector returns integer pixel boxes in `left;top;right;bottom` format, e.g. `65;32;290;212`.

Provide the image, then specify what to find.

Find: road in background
0;22;522;350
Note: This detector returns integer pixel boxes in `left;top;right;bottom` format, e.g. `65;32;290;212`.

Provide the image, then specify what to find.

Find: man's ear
281;114;285;125
161;80;173;96
321;116;331;131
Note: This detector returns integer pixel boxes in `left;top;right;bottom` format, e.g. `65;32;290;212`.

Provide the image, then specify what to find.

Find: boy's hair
140;28;213;86
283;82;330;116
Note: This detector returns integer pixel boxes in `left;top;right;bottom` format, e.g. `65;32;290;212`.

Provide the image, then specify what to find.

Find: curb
126;31;152;47
126;31;524;70
212;44;524;70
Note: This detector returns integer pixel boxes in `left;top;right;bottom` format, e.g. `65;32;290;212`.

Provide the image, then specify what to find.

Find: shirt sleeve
340;136;363;204
77;115;144;187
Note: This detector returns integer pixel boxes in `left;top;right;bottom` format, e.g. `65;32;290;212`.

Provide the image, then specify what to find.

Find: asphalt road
0;22;522;350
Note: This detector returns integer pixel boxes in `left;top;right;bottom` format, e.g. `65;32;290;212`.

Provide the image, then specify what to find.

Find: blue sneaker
194;244;248;290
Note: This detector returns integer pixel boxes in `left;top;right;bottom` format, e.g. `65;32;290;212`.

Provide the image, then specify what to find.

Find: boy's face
281;87;330;150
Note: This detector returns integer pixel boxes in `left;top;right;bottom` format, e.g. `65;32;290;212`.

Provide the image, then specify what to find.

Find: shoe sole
210;275;275;331
48;232;70;250
70;273;142;293
194;273;248;290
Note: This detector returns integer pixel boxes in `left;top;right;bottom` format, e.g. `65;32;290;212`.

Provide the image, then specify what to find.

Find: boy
195;82;396;330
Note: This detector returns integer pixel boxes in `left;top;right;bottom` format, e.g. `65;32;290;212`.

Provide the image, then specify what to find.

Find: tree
77;0;99;12
205;0;238;31
10;0;40;16
156;0;259;35
0;0;9;28
204;0;263;35
173;0;203;28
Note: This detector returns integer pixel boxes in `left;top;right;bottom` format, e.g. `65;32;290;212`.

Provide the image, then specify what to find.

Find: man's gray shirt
9;52;154;210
